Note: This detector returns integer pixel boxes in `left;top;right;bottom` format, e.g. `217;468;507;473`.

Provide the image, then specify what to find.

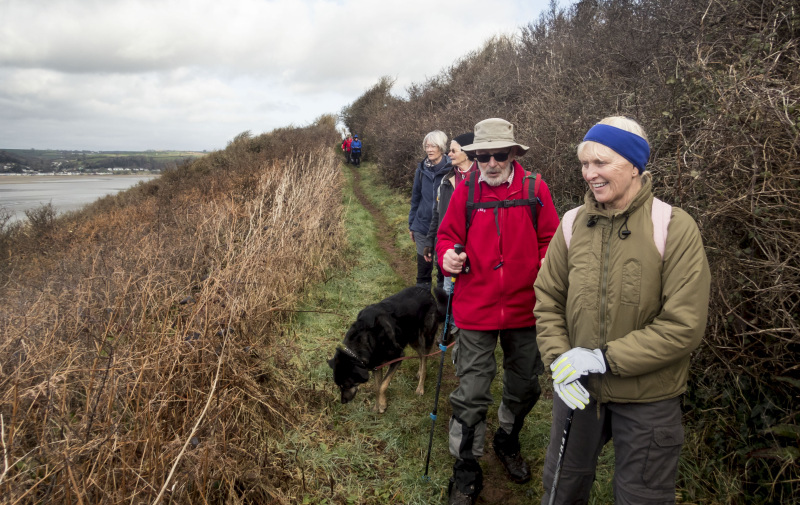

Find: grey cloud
0;0;557;150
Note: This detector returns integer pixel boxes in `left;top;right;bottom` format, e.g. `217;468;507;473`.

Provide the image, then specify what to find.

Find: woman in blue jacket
350;135;362;166
409;130;451;287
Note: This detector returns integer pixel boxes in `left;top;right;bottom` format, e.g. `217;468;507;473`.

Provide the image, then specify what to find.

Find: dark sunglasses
474;151;511;163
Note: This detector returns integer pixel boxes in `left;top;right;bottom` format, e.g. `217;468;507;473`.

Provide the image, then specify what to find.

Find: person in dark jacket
423;132;476;293
436;118;560;505
350;135;362;166
409;130;451;287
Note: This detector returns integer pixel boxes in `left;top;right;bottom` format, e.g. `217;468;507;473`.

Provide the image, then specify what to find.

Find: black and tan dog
328;285;448;413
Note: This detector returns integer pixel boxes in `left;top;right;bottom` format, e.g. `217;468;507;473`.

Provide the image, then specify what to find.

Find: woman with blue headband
533;116;711;504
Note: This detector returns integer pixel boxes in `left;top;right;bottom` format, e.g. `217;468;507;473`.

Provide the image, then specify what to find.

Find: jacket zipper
498;207;505;326
597;215;614;404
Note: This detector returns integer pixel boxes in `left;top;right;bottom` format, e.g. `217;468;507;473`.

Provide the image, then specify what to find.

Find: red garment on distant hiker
342;138;352;152
436;161;559;331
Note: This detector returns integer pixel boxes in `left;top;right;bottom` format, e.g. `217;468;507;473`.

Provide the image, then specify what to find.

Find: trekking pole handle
453;243;469;276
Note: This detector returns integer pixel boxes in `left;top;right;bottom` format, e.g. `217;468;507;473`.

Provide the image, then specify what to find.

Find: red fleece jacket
436;161;559;330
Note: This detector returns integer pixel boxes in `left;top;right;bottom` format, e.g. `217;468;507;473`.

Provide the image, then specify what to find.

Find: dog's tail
432;286;449;321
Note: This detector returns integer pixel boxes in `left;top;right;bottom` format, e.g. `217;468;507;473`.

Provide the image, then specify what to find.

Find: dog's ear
355;365;370;382
327;356;336;369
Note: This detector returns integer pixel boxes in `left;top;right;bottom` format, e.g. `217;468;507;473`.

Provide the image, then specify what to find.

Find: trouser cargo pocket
643;423;684;491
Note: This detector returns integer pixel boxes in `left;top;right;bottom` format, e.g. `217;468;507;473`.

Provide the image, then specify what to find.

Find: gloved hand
550;347;606;384
423;246;433;261
554;381;591;410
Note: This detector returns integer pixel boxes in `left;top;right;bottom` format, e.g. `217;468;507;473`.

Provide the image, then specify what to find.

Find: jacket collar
422;154;452;174
445;163;477;186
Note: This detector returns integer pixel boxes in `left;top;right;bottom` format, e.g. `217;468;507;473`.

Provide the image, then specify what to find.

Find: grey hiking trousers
541;394;684;504
448;326;543;459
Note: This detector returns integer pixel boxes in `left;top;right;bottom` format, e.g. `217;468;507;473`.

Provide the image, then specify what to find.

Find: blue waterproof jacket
351;140;362;153
408;155;452;236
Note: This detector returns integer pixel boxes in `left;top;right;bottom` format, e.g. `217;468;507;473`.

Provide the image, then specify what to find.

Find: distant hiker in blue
408;130;451;288
350;135;362;166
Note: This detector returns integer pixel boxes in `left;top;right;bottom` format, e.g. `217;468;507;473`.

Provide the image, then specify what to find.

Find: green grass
281;161;620;504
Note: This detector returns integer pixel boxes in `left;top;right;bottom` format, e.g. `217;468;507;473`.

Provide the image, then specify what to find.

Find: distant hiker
342;134;352;163
409;130;451;288
423;132;476;294
534;116;711;504
436;118;560;505
350;135;362;166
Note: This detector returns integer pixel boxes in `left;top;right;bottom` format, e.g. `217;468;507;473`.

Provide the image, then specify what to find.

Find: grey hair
422;130;448;153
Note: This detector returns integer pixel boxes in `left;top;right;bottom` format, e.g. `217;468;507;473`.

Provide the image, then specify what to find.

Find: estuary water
0;174;158;223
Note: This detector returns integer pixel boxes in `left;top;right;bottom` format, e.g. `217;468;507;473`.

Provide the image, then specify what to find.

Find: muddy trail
346;163;416;286
344;162;545;505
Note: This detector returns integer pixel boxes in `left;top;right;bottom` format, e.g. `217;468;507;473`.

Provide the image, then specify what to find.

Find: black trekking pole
423;243;465;480
548;409;575;505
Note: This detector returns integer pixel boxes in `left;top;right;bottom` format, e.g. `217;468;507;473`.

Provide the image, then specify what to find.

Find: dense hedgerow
341;1;799;502
0;115;347;503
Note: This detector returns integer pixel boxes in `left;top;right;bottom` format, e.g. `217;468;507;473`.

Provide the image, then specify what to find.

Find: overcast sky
0;0;561;152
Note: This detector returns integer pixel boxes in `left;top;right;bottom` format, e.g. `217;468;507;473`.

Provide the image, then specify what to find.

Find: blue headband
583;124;650;173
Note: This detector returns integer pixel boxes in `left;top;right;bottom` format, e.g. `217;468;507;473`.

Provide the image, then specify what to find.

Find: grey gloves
550;347;607;410
553;381;590;410
551;347;606;384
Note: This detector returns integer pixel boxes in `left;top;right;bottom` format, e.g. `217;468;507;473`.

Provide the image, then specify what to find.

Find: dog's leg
372;368;384;413
416;352;427;395
376;363;401;414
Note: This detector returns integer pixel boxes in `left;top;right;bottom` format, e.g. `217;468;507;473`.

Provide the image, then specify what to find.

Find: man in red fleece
436;118;560;505
341;135;352;163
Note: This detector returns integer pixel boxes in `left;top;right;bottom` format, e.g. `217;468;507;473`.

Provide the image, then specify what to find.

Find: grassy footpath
280;162;616;504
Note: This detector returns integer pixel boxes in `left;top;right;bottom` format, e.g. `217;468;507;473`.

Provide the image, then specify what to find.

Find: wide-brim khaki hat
460;118;529;155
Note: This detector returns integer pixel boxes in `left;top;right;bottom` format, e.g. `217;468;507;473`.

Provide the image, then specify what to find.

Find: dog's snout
341;385;359;404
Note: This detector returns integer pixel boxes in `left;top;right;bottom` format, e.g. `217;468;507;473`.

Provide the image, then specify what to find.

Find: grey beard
481;167;511;187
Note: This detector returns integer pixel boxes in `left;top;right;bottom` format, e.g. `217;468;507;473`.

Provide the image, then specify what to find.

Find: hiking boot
448;477;478;505
493;445;531;484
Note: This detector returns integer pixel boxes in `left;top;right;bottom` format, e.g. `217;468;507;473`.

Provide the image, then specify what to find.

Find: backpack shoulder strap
523;172;543;232
562;206;581;250
651;197;672;260
464;170;479;234
563;199;672;259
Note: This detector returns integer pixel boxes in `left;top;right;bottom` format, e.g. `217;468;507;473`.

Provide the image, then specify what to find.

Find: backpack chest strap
467;199;533;210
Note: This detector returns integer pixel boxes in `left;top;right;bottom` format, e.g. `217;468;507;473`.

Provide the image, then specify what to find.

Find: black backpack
463;170;544;234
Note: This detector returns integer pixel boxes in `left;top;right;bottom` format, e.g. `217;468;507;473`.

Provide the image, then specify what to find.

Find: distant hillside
0;149;26;165
0;148;205;174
